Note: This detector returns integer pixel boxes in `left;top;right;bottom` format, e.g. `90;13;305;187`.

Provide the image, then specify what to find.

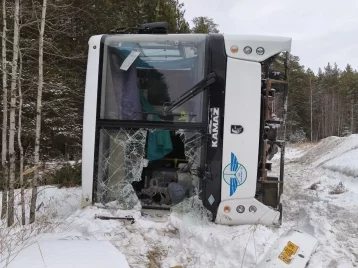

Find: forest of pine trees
0;0;357;226
1;0;220;161
0;0;221;226
286;57;358;143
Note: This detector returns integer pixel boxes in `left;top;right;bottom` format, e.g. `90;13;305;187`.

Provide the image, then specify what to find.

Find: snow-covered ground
1;135;358;267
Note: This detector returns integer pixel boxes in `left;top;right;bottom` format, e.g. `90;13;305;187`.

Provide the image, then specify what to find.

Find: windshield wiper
161;72;217;115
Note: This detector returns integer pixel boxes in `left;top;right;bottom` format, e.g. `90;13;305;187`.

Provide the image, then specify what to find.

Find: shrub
52;162;81;188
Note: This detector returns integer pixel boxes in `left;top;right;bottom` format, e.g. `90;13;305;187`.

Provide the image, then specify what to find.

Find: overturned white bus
81;22;292;226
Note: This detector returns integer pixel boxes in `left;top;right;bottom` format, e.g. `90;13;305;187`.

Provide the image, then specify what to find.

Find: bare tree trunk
337;94;340;136
310;77;313;143
1;0;8;220
351;101;354;134
331;92;335;136
8;0;20;227
322;97;325;138
326;95;329;137
18;51;25;226
30;0;47;224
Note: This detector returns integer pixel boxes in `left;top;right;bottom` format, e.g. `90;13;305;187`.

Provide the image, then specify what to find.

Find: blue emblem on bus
223;153;247;196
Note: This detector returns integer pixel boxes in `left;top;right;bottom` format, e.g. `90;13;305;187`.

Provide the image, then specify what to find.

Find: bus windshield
99;34;207;123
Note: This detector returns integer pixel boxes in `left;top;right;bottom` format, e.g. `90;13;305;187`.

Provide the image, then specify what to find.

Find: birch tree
8;0;20;227
30;0;47;224
18;50;25;226
1;0;8;220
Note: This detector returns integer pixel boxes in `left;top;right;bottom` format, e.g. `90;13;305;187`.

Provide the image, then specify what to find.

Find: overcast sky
182;0;358;73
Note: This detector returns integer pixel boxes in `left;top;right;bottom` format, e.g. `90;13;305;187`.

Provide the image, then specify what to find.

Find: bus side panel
221;58;261;201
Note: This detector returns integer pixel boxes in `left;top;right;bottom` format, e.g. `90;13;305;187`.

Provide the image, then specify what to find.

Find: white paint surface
257;229;319;268
3;242;45;268
4;240;130;268
221;58;261;200
215;197;280;226
81;35;102;206
224;34;292;62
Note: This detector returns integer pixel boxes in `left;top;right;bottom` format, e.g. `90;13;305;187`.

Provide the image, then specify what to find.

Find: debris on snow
329;182;347;195
309;181;321;191
277;135;358;267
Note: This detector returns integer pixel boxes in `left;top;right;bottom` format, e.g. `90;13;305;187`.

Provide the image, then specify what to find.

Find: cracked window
95;128;147;209
176;130;205;194
95;128;205;209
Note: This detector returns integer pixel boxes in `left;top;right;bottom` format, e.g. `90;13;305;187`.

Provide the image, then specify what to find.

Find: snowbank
299;134;358;178
168;198;277;268
59;198;277;268
0;186;81;224
0;187;277;268
2;135;358;267
323;148;358;177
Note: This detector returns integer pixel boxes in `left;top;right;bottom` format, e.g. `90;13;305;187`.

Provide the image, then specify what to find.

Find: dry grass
0;214;66;267
146;245;168;268
0;186;80;267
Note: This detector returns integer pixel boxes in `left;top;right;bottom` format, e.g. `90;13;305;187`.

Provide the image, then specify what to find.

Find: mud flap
256;229;318;268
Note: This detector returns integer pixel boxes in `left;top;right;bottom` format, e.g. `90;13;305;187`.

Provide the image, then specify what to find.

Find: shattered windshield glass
99;35;207;123
95;128;205;209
